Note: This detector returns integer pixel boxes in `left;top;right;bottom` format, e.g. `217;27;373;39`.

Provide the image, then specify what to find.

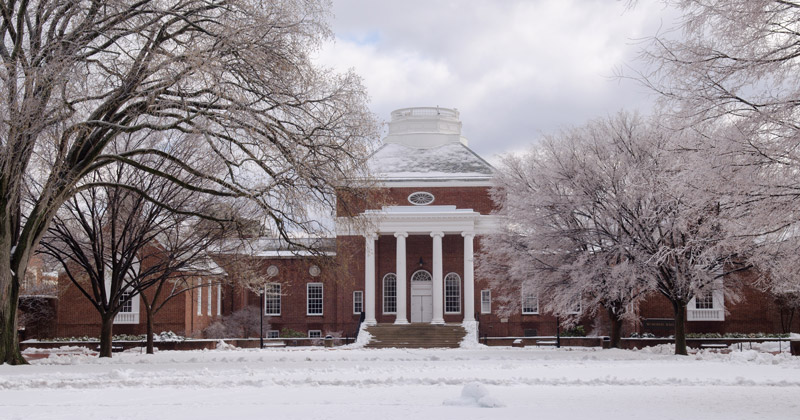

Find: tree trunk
0;259;26;365
99;315;115;358
672;300;688;356
145;305;155;355
779;307;794;334
607;307;622;348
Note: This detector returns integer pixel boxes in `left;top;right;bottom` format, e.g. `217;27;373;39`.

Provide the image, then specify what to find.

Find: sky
315;0;681;162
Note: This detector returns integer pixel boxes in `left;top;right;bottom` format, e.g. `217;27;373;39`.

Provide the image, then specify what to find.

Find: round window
408;191;435;206
309;265;321;277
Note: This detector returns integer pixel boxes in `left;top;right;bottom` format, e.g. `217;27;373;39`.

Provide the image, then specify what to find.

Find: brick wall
634;277;800;336
338;186;495;216
56;271;226;338
220;255;361;337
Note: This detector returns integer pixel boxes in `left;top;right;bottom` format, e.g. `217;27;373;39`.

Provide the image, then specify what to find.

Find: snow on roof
178;256;227;276
369;142;494;181
368;107;494;182
214;237;336;258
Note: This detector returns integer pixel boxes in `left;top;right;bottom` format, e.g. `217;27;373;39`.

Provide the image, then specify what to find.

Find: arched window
410;270;432;282
445;273;461;314
383;273;397;314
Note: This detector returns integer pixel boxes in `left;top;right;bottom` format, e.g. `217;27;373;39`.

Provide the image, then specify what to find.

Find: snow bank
459;321;483;349
340;323;372;349
21;345;95;355
215;340;237;351
443;382;504;408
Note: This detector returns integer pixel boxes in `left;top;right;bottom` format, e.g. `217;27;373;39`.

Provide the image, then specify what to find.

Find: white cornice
379;179;493;188
336;205;500;236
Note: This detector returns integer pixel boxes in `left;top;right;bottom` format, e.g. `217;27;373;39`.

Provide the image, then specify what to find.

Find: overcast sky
315;0;680;161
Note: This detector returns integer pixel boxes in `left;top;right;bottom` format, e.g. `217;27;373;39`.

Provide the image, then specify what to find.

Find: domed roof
369;107;494;183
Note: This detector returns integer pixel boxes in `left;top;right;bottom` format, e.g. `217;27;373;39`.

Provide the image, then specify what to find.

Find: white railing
114;312;140;324
391;107;459;120
687;308;724;321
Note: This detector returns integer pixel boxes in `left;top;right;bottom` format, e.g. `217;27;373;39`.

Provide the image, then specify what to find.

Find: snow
369;143;494;180
459;321;481;348
2;345;799;419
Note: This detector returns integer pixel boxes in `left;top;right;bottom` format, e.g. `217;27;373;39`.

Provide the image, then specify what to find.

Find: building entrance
410;270;433;323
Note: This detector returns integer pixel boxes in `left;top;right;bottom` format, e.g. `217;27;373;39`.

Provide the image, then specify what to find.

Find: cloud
316;0;678;158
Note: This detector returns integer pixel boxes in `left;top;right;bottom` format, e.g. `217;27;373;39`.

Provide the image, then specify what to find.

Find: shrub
280;328;306;338
561;325;587;337
203;306;266;338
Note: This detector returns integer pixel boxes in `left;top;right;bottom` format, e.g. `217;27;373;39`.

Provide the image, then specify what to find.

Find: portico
361;205;494;325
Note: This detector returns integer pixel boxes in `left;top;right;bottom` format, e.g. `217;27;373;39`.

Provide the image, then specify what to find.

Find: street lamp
259;287;265;349
556;316;561;348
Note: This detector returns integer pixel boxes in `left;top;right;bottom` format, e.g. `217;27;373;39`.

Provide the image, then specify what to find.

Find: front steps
364;323;467;349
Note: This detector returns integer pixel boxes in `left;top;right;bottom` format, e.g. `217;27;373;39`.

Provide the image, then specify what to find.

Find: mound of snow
215;340;237;351
340;323;372;349
459;321;483;349
443;382;504;408
636;344;675;355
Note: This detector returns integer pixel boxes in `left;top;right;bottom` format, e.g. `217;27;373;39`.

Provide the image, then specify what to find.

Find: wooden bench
536;340;557;347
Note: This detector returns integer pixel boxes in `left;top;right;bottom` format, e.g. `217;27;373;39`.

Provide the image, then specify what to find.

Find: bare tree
0;0;377;364
482;112;743;354
39;141;236;357
637;0;800;297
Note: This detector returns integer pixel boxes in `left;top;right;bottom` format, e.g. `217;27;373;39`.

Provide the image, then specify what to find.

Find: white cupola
383;106;468;148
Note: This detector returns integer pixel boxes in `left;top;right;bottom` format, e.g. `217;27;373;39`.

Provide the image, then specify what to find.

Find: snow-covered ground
1;344;799;419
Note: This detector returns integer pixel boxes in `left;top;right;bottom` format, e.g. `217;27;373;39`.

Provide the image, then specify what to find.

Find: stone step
364;323;467;349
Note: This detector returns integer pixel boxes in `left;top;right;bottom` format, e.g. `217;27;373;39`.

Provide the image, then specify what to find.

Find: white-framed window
383;273;397;314
411;270;432;282
695;290;713;309
119;290;134;313
353;291;363;314
521;283;539;315
114;289;140;324
108;266;140;324
688;281;725;321
567;295;582;314
307;282;323;316
408;191;435;206
264;283;281;316
481;290;491;314
267;330;280;339
445;273;461;314
308;330;322;338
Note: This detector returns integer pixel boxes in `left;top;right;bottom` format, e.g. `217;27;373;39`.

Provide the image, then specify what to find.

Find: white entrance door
410;270;433;323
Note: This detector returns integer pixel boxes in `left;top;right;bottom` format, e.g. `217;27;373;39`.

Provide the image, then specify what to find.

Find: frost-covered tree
481;112;743;354
639;0;800;298
0;0;377;364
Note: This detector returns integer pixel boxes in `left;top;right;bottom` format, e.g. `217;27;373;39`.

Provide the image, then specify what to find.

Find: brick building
51;106;798;340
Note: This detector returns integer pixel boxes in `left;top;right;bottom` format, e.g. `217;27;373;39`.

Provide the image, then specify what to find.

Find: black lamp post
556;316;561;348
259;288;264;349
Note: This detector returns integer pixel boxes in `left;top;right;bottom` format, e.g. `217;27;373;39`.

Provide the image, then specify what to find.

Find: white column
431;231;445;324
197;278;202;316
394;232;409;324
217;283;222;316
364;233;378;325
462;232;475;323
207;280;212;315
